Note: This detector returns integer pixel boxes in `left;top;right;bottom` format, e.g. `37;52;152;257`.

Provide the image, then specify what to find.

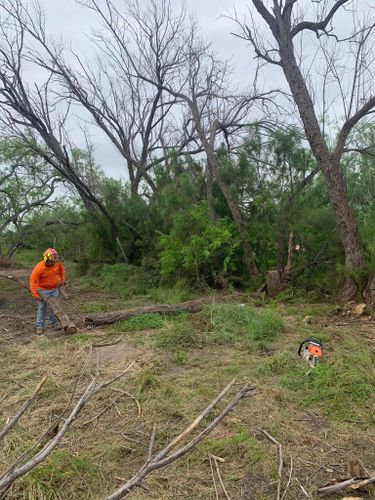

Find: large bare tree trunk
278;40;365;300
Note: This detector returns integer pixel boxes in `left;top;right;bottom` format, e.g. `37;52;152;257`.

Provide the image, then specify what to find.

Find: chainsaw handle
298;339;311;356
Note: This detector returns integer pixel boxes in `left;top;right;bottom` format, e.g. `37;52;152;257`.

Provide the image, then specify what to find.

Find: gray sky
30;0;256;180
25;0;374;180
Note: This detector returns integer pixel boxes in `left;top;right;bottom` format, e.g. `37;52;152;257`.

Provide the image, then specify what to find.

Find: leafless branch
0;362;135;495
0;374;48;443
106;381;256;499
261;429;283;500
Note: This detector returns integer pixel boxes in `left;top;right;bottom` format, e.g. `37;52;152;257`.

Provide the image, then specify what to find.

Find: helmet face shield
43;248;59;263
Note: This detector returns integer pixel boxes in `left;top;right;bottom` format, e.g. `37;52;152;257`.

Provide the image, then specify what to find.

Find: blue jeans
36;288;59;328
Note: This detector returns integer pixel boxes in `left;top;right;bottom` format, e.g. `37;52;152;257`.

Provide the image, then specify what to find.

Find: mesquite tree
80;1;276;276
232;0;375;300
0;0;123;250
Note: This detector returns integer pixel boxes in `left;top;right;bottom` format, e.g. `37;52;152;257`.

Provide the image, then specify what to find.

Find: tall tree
91;6;275;275
233;0;375;300
0;0;129;253
7;0;202;196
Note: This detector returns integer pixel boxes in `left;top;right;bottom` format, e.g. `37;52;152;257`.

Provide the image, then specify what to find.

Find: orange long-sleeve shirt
29;261;65;298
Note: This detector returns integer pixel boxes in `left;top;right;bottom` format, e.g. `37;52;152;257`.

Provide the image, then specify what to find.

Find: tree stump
364;273;375;307
41;295;77;334
265;270;284;298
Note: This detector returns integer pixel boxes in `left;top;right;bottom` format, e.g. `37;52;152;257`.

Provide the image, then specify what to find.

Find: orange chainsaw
298;337;323;367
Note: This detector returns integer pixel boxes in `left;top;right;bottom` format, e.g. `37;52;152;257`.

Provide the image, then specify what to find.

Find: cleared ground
0;267;374;499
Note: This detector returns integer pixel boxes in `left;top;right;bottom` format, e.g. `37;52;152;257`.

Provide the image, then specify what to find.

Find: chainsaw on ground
298;337;323;367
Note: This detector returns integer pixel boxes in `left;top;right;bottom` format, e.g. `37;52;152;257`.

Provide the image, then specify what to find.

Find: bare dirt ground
0;269;374;499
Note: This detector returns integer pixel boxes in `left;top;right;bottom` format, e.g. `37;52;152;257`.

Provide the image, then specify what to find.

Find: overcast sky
25;0;374;180
22;0;265;180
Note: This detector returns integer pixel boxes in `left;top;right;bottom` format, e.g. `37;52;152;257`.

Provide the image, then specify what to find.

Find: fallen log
0;274;77;334
84;299;207;326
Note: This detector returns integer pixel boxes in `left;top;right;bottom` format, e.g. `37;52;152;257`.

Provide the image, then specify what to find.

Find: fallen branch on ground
0;361;135;497
0;374;48;443
281;455;293;500
84;299;209;325
112;389;142;417
209;454;231;500
317;475;375;496
261;429;283;500
106;380;256;499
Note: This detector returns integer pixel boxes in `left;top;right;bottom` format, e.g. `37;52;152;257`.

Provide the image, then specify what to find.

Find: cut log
41;295;77;335
84;299;207;326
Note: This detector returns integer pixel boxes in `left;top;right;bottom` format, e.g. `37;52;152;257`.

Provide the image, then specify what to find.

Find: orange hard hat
43;248;59;263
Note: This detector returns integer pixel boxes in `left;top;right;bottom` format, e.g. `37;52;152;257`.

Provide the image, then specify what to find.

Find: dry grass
0;275;374;499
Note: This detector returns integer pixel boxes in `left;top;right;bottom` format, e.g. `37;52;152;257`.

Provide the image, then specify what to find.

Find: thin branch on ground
0;374;48;443
106;380;255;499
317;475;375;496
210;454;231;500
0;362;135;496
209;454;220;500
112;389;142;417
294;477;311;498
261;429;283;500
280;455;293;500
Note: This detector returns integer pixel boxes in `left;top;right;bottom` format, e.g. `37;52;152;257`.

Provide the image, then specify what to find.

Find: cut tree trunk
84;299;207;326
41;295;77;335
266;270;284;298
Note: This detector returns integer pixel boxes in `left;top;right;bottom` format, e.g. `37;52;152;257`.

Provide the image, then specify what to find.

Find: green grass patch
174;351;188;365
147;281;196;304
77;263;159;299
155;320;200;350
81;302;117;313
201;428;265;466
259;338;375;421
207;304;284;350
24;449;97;498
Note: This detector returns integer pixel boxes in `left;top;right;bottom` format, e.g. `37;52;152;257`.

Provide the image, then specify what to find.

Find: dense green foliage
2;126;375;298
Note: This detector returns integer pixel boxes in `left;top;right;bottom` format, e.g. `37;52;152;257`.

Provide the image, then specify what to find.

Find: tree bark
84;299;208;325
265;269;284;298
206;162;217;223
276;37;365;300
41;295;77;334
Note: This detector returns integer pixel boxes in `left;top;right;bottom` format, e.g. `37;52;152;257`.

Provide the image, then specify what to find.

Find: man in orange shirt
29;248;66;334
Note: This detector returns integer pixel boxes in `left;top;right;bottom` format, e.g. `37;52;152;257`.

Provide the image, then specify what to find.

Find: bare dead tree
95;6;277;276
0;159;61;238
231;0;375;301
5;0;202;197
0;1;126;253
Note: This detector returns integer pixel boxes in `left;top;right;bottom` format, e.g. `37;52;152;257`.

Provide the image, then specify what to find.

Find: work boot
36;328;44;335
